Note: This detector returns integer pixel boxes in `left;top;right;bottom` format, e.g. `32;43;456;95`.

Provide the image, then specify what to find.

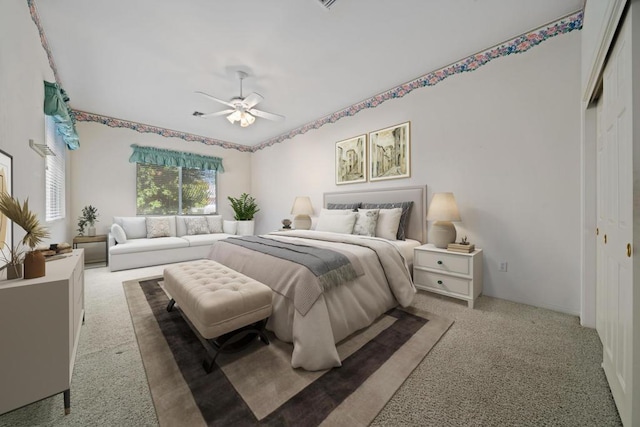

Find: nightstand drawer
414;250;470;275
414;270;470;296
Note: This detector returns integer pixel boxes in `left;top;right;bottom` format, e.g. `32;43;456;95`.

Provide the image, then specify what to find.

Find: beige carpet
123;276;453;426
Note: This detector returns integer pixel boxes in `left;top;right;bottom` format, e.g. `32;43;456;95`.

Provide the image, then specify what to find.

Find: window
45;116;66;221
136;164;217;215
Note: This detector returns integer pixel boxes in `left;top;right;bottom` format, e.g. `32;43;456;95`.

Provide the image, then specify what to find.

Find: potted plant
228;193;259;235
0;192;50;279
77;205;99;236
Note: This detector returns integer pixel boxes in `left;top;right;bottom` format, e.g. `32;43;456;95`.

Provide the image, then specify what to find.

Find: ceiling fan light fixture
240;112;255;127
227;110;242;124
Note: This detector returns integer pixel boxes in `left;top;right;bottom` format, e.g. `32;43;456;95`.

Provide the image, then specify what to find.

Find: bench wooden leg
63;389;70;415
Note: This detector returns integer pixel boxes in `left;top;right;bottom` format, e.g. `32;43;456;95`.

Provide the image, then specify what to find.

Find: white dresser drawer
414;250;470;275
414;269;471;297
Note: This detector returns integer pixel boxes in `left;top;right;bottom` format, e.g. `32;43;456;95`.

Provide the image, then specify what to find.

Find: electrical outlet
499;261;508;272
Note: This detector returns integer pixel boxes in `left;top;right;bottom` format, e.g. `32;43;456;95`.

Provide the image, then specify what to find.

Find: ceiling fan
193;71;285;128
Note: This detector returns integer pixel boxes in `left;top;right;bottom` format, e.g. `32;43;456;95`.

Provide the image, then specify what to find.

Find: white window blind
45;116;66;221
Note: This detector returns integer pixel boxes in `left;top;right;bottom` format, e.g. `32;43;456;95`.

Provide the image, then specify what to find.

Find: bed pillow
185;217;210;235
146;217;172;238
316;211;357;234
206;215;224;233
374;208;403;240
110;223;127;244
361;201;413;240
353;209;379;237
320;208;352;216
327;202;361;212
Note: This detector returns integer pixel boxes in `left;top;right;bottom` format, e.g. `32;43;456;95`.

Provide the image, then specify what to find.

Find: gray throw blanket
224;236;361;292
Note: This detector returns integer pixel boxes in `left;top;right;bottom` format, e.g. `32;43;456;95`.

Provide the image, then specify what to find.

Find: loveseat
108;215;237;271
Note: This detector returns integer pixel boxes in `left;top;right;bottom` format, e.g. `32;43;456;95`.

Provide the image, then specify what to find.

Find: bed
207;185;426;371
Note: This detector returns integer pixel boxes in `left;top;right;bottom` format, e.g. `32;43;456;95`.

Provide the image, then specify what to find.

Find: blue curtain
43;81;80;150
128;144;224;172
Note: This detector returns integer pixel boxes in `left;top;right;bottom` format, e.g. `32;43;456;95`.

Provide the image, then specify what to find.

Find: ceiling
35;0;584;148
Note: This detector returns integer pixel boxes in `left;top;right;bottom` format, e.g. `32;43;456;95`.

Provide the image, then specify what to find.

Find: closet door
597;9;636;426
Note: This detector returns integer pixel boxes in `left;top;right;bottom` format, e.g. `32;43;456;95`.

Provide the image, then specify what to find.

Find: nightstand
413;244;483;308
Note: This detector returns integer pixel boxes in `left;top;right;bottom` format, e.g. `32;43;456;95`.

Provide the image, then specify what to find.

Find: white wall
70;122;252;238
0;0;70;257
252;31;582;314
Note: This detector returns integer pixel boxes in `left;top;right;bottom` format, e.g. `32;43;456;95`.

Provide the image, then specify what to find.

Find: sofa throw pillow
206;215;224;233
361;201;413;240
119;217;147;239
185;217;210;235
374;208;403;240
146;217;171;238
111;223;127;244
316;211;357;234
327;202;361;212
353;209;379;237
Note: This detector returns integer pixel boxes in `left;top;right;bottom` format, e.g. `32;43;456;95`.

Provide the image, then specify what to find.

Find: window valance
128;144;224;172
43;81;80;150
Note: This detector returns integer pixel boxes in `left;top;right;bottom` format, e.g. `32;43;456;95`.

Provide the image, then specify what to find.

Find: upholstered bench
163;259;273;373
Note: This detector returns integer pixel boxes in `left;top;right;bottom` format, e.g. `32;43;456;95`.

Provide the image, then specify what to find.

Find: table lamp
291;196;314;230
426;192;461;248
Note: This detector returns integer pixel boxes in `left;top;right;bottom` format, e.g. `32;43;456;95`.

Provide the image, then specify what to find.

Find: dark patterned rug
123;276;452;426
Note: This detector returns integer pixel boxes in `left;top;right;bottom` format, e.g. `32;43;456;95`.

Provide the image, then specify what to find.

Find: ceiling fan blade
242;92;264;109
195;91;235;108
198;109;236;118
249;108;285;122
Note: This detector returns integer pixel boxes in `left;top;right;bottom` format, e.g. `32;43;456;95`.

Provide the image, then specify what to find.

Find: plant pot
6;263;23;280
24;251;45;279
236;220;255;236
88;226;96;237
223;220;238;235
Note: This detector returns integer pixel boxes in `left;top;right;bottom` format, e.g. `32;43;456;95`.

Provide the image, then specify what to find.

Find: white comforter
207;230;416;370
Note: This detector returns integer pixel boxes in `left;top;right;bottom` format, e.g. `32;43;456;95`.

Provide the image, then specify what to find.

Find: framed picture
369;121;410;181
335;134;367;185
0;149;13;270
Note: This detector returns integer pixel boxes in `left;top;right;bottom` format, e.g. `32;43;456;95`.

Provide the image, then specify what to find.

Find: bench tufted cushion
163;259;273;339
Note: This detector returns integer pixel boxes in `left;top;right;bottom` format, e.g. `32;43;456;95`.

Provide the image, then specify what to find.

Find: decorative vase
6;263;23;280
24;251;45;279
88;226;96;237
236;220;255;236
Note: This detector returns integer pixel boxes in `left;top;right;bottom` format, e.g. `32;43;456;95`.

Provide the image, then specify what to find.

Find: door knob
604;234;607;244
596;228;599;235
627;243;632;258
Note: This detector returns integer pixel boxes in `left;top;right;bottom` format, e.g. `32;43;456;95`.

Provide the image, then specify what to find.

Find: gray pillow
327;202;361;212
360;201;413;240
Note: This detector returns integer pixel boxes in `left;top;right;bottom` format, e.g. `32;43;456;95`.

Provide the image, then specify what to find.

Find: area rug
123;276;453;426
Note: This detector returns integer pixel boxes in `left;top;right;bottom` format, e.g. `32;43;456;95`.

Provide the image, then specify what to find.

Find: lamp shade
291;196;314;230
291;196;314;215
426;192;461;222
427;192;461;248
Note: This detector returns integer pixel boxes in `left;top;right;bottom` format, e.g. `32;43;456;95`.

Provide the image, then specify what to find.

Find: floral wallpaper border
28;1;582;153
253;9;583;152
72;111;251;152
27;0;61;84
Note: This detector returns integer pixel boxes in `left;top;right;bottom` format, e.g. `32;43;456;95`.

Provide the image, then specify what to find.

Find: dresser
0;249;85;415
413;244;483;308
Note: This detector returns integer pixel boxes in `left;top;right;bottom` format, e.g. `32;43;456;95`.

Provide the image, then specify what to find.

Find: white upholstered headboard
323;185;427;243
